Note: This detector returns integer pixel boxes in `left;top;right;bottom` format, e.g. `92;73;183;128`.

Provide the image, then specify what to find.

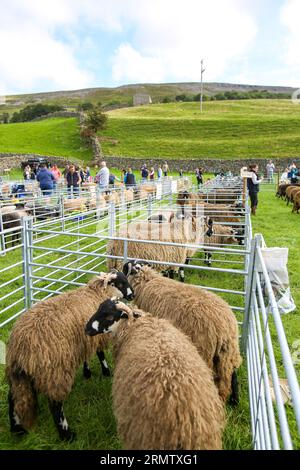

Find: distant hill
2;82;297;111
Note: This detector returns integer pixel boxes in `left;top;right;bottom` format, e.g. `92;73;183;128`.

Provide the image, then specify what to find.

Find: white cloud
0;0;91;94
281;0;300;68
110;0;258;84
0;0;258;94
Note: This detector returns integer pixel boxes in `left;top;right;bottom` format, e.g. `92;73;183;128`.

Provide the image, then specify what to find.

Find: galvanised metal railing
0;176;299;449
242;234;300;449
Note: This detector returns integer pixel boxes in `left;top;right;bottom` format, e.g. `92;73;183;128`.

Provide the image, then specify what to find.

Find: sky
0;0;300;96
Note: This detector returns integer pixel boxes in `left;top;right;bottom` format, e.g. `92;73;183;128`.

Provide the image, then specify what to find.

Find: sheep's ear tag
120;312;128;319
133;312;141;319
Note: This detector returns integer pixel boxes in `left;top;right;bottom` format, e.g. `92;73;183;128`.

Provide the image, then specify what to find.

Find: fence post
23;217;34;309
147;194;152;218
243;177;247;208
123;239;128;264
108;202;116;237
96;187;101;220
241;236;258;353
0;211;5;254
59;194;65;231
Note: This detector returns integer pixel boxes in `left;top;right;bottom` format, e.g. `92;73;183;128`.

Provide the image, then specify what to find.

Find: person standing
23;165;32;181
51;164;61;191
247;164;263;216
109;173;120;186
36;163;55;196
288;162;299;184
124;168;136;188
149;167;155;181
195;167;203;188
66;165;81;198
157;166;163;181
162;161;169;177
96;161;110;191
266;160;275;183
141;164;149;182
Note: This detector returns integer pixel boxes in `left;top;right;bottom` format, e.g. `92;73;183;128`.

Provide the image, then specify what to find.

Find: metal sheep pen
0;175;299;449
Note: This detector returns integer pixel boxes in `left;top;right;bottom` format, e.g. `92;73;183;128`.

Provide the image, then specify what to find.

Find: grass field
0;118;92;162
0;181;299;450
100;100;300;159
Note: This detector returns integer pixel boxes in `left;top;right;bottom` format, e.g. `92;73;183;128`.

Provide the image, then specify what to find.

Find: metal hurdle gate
0;176;299;449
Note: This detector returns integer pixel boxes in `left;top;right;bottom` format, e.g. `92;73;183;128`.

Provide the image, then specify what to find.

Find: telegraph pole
200;59;206;113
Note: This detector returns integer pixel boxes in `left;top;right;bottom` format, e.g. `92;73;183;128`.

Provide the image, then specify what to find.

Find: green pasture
101;100;300;159
0;118;92;162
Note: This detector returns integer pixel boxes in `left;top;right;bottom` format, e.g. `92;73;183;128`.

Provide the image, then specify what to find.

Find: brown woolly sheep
6;271;134;441
203;222;239;265
277;183;300;199
85;299;225;450
104;191;120;206
63;198;87;212
292;191;300;213
123;262;242;404
107;217;204;281
285;185;300;205
289;187;300;206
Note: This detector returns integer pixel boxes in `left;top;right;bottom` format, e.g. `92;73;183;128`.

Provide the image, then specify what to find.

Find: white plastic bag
260;247;296;315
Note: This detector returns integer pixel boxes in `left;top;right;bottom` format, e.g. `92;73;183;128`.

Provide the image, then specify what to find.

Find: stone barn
133;94;152;106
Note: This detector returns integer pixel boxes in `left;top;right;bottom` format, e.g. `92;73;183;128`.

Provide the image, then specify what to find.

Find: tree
0;112;9;123
10;104;63;122
84;108;108;134
77;102;94;111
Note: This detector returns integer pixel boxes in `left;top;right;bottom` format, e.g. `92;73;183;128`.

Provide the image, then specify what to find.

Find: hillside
1;82;297;111
0;118;91;162
100;99;300;160
1;100;300;162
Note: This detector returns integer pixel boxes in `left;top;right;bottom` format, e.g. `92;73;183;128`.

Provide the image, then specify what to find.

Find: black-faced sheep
85;299;225;450
203;221;240;265
6;271;134;441
123;261;242;404
0;210;27;247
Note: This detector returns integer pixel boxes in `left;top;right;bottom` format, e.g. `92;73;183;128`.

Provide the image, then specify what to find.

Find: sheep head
123;260;151;277
85;299;141;337
89;270;134;300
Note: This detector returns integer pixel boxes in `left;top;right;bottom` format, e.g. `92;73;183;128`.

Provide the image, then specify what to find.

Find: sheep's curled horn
98;271;118;289
114;300;142;320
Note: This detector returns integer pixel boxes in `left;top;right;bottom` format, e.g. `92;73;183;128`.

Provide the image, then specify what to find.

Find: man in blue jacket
36;163;55;195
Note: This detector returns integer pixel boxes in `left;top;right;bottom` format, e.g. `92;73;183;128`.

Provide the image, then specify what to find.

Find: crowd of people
22;159;299;211
23;163;92;196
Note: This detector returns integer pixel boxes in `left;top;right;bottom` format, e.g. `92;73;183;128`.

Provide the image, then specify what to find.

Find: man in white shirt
266;160;275;183
97;161;109;190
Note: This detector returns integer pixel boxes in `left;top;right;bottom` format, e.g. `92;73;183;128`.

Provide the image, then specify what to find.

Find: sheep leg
48;400;75;442
185;257;190;265
96;350;111;377
168;270;175;279
179;267;185;282
83;361;92;379
229;369;239;406
8;390;27;435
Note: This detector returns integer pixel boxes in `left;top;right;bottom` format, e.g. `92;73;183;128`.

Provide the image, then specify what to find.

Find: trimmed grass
0;118;92;162
100;100;300;159
0;183;299;449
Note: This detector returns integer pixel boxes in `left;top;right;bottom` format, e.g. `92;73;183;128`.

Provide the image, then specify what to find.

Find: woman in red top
149;167;155;180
